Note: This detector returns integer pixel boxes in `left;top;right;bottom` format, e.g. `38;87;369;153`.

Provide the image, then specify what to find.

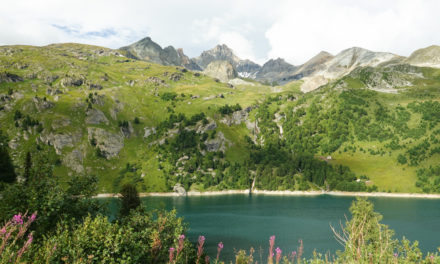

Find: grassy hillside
1;43;439;193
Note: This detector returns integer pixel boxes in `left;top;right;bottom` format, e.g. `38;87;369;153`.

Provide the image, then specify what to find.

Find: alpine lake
101;194;440;262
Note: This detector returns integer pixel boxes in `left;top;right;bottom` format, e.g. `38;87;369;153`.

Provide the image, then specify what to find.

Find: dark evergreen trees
0;131;16;183
119;183;141;217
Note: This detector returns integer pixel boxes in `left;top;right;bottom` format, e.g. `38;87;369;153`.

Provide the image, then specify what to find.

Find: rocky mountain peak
194;44;241;69
119;37;200;70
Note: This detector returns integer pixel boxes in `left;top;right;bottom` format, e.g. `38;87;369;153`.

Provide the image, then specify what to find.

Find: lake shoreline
94;190;440;199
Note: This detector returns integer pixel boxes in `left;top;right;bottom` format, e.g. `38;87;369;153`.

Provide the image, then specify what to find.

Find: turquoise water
103;194;440;261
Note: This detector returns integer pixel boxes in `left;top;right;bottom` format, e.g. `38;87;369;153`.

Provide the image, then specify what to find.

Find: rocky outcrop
144;127;156;138
0;72;23;83
203;61;237;82
33;97;54;111
120;121;134;138
87;128;124;159
63;149;84;173
204;131;230;152
60;76;84;87
220;108;252;126
173;183;187;196
40;132;81;154
86;108;109;125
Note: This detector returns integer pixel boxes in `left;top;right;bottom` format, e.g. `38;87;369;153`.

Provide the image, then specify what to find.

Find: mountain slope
1;43;440;194
405;45;440;68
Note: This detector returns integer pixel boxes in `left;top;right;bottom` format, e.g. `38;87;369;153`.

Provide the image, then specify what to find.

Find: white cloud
0;0;440;65
265;0;440;64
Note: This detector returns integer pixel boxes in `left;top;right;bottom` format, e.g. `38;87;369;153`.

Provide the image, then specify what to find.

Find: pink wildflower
13;214;23;225
216;242;224;262
169;247;175;263
196;235;205;264
275;247;282;264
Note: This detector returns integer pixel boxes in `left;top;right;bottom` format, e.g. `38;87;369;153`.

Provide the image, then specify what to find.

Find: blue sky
1;0;439;65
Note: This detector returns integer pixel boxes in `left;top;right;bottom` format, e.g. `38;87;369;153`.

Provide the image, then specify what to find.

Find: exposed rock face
318;47;400;79
405;45;440;68
40;132;81;154
86;108;109;125
256;58;298;84
300;75;329;93
143;127;156;138
120;121;134;138
236;59;261;78
33;97;54;111
300;47;402;91
203;61;237;82
204;131;230;152
0;72;23;83
173;183;186;196
119;37;201;70
87;128;124;159
60;76;84;87
293;51;334;79
194;44;241;69
220;108;251;126
51;117;71;130
63;149;84;173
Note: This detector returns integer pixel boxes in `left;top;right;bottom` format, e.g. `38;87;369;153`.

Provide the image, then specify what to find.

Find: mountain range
1;38;440;194
119;36;440;91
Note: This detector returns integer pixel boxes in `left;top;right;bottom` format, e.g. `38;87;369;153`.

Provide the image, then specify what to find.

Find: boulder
173;183;187;196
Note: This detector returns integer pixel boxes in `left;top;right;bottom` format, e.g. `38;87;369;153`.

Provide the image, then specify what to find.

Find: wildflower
0;227;6;235
169;247;175;263
205;255;210;264
216;242;224;262
196;235;205;264
16;233;33;261
13;214;23;225
268;235;276;264
29;212;37;223
394;253;398;258
275;247;282;264
176;234;185;258
290;251;297;263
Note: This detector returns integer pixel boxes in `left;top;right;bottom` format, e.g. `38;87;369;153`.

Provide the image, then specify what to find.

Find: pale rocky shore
94;190;440;199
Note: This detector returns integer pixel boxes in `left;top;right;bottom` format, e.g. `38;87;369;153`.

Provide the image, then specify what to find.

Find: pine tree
0;131;16;183
118;183;141;218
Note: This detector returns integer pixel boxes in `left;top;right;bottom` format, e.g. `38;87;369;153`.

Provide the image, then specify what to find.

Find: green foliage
39;210;194;264
160;92;178;101
119;183;141;218
218;104;242;115
0;147;104;236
